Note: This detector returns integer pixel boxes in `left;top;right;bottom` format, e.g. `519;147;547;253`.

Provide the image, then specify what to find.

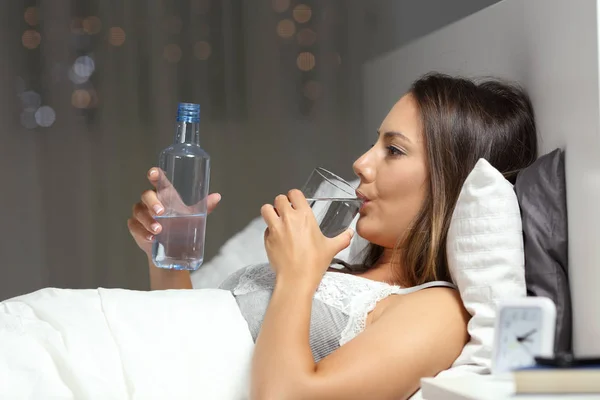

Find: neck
376;248;395;266
357;248;399;284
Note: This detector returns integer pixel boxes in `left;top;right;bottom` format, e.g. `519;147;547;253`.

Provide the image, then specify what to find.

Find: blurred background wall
0;0;500;300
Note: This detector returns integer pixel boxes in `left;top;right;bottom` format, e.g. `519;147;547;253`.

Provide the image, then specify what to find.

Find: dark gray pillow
514;148;571;354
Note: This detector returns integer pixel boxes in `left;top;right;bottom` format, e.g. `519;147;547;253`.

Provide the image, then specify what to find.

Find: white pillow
446;158;527;373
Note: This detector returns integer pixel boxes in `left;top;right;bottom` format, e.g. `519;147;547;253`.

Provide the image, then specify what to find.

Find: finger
141;190;164;216
127;218;155;242
148;167;187;211
133;202;162;234
287;189;309;211
147;168;172;190
274;194;292;217
261;204;280;228
329;227;355;254
148;167;177;199
207;193;222;214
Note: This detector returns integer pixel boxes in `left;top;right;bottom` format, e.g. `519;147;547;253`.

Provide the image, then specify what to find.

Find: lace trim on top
232;263;456;346
233;264;390;314
314;269;390;314
232;264;275;295
338;280;457;345
339;285;403;345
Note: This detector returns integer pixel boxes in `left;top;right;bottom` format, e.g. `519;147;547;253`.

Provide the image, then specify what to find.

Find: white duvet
0;287;254;400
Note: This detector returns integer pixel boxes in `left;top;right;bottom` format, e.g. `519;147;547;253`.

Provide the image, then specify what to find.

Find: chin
356;216;379;245
356;215;396;249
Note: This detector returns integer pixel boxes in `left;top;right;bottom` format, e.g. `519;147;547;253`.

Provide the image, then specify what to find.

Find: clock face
494;307;543;372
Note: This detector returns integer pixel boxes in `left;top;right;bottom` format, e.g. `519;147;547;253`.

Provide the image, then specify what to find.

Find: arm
147;256;193;290
251;276;315;398
252;284;470;400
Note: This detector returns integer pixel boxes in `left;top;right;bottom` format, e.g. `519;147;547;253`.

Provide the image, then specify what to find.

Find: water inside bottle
152;213;206;271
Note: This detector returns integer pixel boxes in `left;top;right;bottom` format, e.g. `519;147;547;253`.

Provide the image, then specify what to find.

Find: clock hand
518;340;533;356
516;328;537;342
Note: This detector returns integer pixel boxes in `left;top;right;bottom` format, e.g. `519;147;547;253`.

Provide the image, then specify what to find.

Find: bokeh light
72;89;91;108
303;81;322;101
83;16;102;35
22;30;41;49
165;16;182;35
272;0;291;13
20;91;41;109
293;4;312;24
193;41;212;60
163;44;182;63
21;109;38;129
35;106;56;127
108;27;126;46
24;7;39;26
69;56;95;84
297;28;317;46
296;52;315;71
276;19;295;38
68;68;87;84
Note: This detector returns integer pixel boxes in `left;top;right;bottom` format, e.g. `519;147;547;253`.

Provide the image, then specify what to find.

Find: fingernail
153;205;164;214
149;169;158;177
151;223;160;233
147;234;154;241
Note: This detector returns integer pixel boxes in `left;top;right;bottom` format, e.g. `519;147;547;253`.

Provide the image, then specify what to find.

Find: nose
352;147;375;184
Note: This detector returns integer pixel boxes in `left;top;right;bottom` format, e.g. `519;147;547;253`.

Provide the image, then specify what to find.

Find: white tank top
219;263;456;362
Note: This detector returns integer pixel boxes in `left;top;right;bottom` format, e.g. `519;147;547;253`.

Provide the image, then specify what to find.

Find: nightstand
420;374;600;400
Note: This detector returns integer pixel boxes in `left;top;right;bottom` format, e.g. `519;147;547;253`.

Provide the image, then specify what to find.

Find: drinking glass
301;167;363;238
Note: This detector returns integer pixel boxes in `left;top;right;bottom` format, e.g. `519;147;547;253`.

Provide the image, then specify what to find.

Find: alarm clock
491;296;556;373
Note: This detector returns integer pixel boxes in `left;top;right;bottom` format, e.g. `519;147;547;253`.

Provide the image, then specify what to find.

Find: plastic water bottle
151;103;210;271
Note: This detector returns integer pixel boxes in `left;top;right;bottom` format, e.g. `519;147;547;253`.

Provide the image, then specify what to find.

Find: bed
2;0;599;398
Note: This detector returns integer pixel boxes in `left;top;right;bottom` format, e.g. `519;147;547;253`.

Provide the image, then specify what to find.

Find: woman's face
353;94;429;249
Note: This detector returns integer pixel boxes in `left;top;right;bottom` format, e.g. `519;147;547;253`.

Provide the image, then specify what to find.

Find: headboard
363;0;600;357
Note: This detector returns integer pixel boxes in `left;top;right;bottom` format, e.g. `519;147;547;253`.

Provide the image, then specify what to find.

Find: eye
387;146;405;156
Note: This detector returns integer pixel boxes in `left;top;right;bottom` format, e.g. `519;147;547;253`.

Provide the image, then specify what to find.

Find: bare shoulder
312;285;471;399
395;285;465;310
375;286;470;369
371;286;469;331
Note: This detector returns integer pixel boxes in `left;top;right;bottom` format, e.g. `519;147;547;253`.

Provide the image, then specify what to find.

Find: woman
128;73;537;399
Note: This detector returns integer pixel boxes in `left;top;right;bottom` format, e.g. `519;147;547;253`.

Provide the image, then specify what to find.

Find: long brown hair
363;73;538;286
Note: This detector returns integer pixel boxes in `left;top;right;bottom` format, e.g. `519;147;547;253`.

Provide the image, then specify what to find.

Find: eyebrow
377;130;412;143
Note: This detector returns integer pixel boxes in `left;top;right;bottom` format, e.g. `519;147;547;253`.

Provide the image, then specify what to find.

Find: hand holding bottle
127;167;221;258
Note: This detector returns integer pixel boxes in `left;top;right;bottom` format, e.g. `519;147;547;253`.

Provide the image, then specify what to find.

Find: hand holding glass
301;167;363;238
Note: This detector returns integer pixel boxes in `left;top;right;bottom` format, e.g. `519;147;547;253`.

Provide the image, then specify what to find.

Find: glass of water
301;167;363;238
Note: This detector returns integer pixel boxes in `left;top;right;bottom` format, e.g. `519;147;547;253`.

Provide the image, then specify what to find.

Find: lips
355;190;370;202
356;190;371;212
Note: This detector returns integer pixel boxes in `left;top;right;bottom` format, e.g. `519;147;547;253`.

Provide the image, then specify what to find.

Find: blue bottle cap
177;102;200;123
